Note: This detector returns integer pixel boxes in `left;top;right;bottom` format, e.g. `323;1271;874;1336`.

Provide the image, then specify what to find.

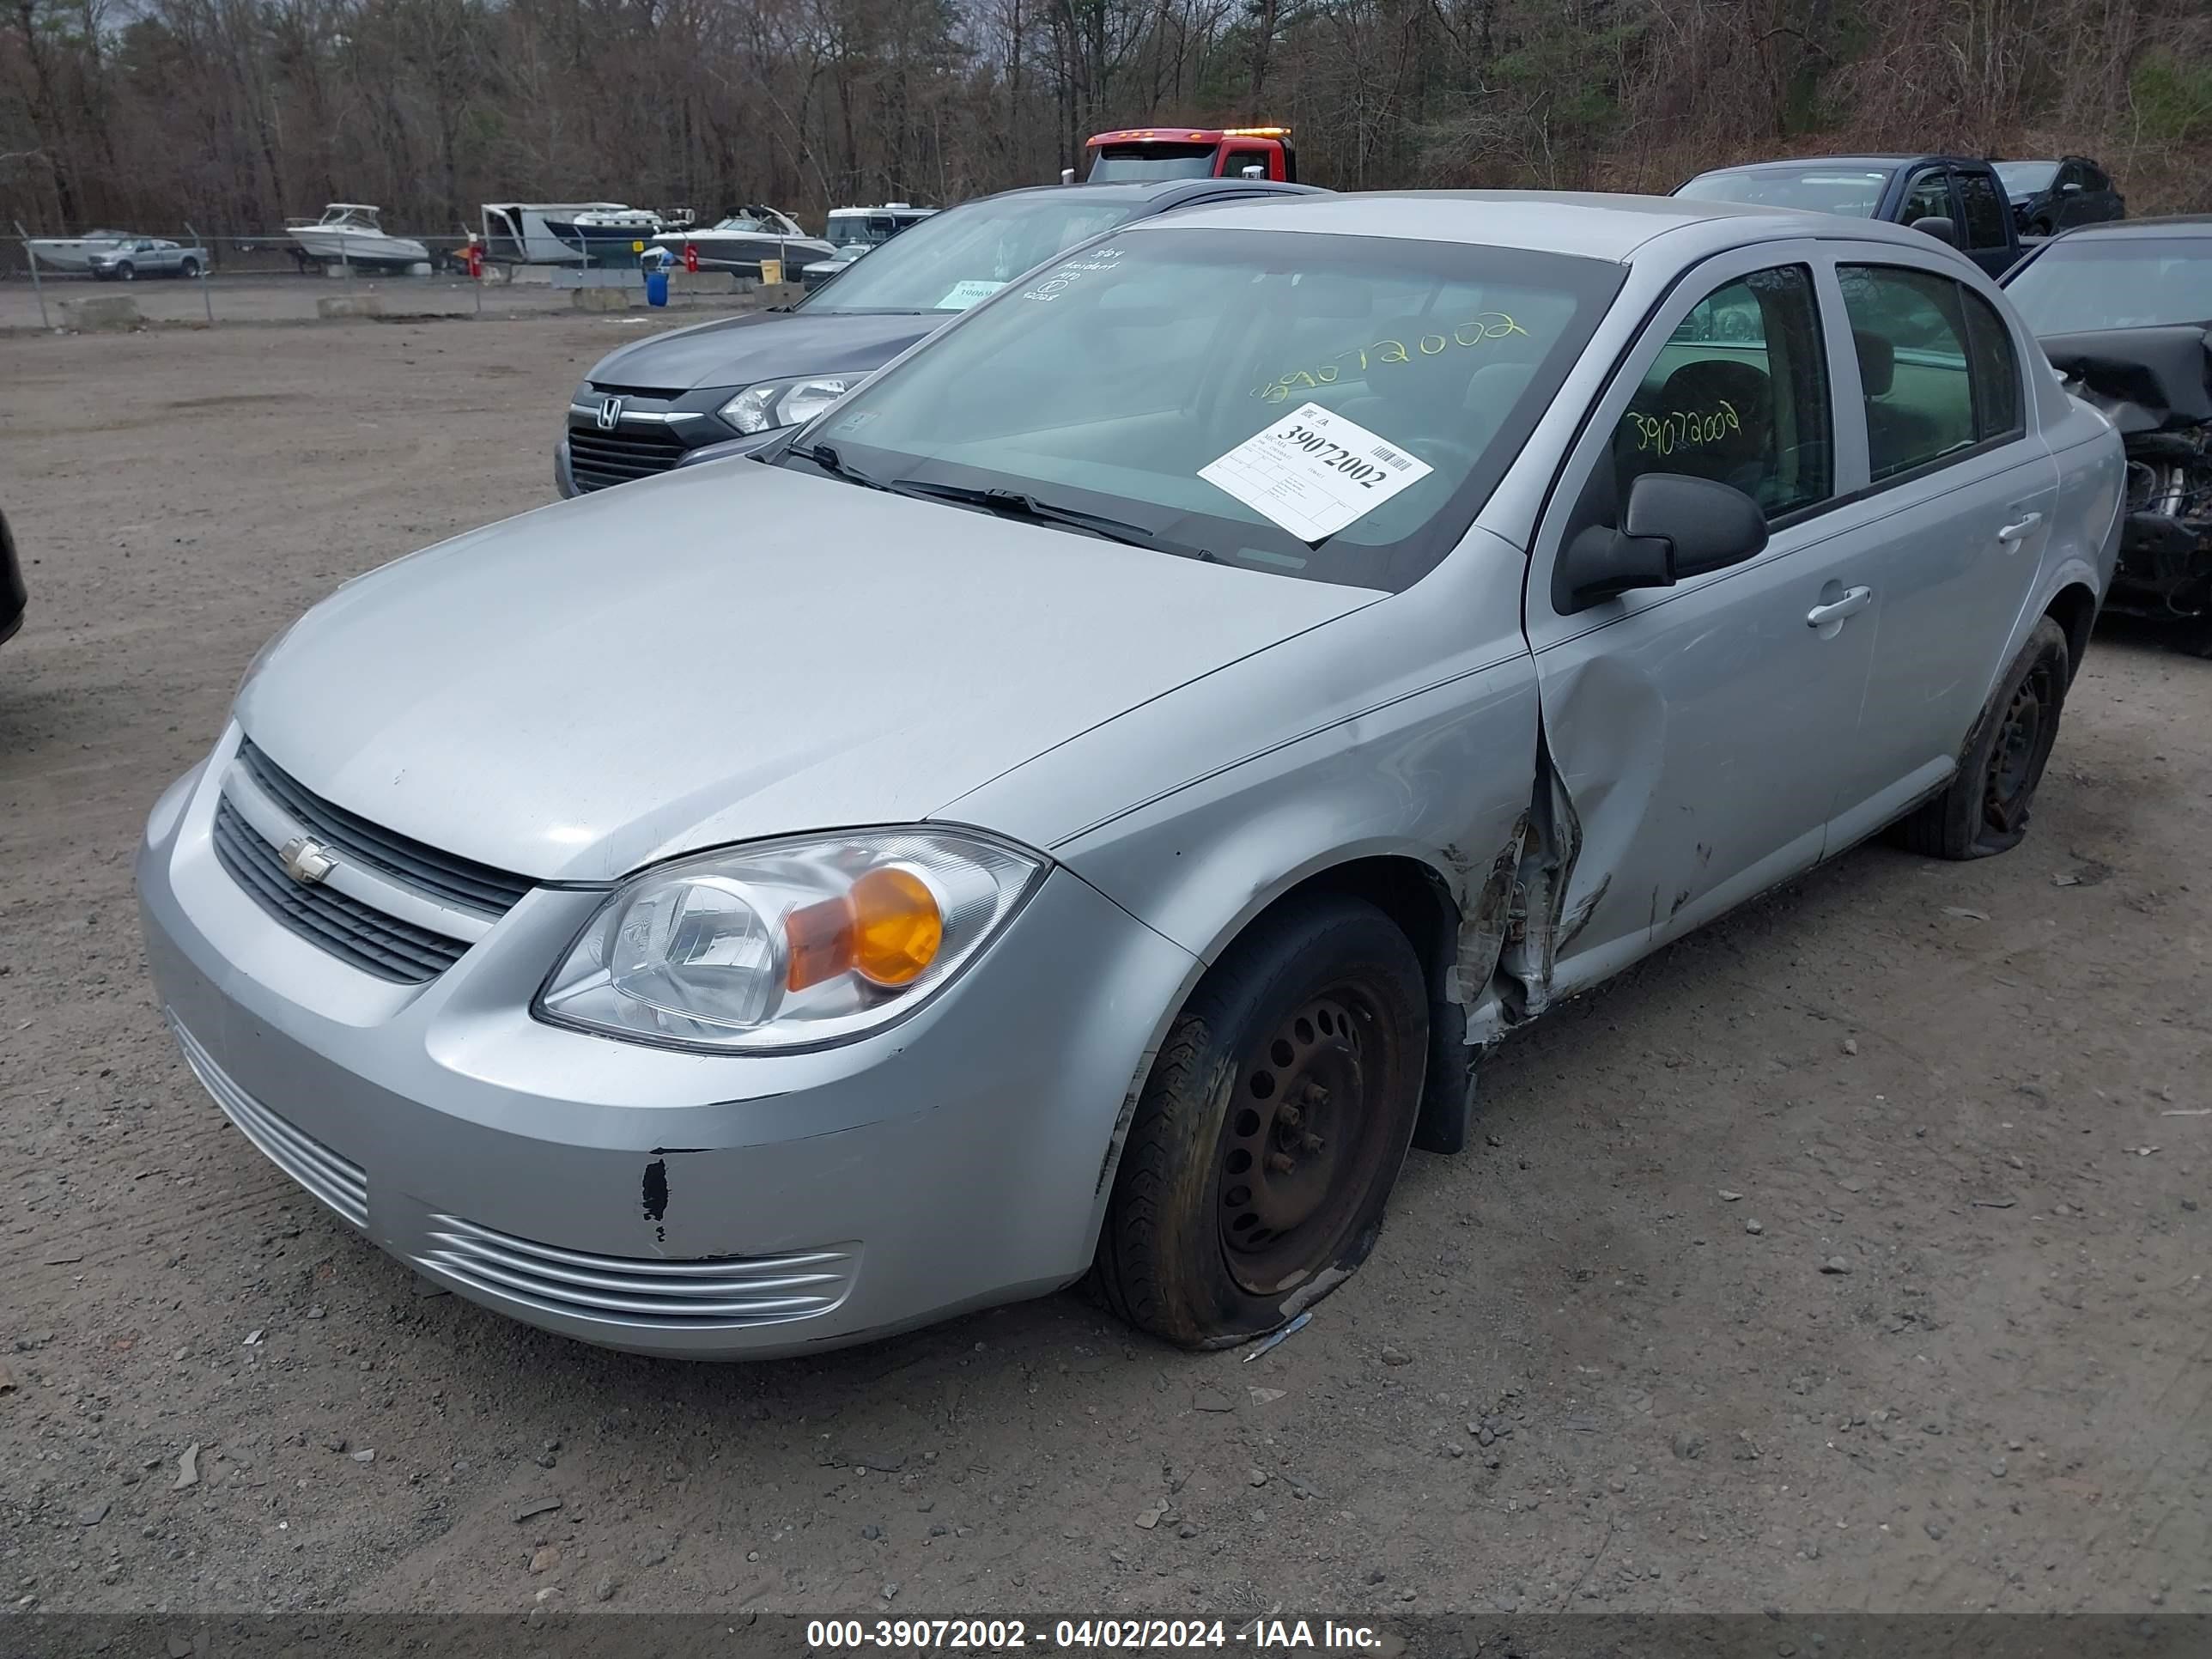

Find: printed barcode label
1198;402;1434;542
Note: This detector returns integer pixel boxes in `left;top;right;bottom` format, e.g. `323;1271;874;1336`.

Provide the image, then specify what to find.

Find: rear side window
1960;291;2022;439
1838;265;2021;481
1957;173;2008;249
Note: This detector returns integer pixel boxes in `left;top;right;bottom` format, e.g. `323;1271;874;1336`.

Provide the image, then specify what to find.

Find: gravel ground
2;319;2208;1620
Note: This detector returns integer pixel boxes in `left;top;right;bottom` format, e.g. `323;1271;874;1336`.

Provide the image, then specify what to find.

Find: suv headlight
720;375;860;434
535;828;1045;1054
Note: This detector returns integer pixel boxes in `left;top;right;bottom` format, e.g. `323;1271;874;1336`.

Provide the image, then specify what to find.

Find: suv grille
567;422;690;492
213;741;532;983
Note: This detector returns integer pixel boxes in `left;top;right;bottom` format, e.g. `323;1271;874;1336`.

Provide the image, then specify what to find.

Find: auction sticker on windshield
938;278;1006;310
1199;402;1433;542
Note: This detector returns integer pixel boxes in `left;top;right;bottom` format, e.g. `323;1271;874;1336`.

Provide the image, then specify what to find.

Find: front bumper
136;733;1197;1358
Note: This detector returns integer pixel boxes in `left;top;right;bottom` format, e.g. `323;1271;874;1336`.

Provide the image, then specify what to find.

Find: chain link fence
3;223;799;331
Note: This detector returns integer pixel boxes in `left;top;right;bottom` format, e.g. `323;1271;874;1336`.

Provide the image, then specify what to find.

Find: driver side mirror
1911;215;1959;246
1559;473;1769;614
2059;180;2082;195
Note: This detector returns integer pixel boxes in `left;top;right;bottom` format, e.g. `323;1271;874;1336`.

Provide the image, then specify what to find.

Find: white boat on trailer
27;228;138;273
648;206;836;275
285;204;430;271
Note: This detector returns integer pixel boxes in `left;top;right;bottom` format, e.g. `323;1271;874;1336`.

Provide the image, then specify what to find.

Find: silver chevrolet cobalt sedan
138;193;2121;1358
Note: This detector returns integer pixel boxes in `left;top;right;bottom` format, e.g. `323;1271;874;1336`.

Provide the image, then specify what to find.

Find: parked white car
138;192;2120;1359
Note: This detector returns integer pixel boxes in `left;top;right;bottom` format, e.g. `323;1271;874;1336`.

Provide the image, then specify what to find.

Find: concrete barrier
317;295;384;319
60;295;141;331
572;286;635;313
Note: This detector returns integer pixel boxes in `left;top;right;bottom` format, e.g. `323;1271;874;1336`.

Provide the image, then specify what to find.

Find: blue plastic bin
644;269;669;307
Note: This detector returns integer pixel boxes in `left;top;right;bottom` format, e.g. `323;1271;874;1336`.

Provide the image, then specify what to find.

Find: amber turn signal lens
850;866;942;987
781;866;944;993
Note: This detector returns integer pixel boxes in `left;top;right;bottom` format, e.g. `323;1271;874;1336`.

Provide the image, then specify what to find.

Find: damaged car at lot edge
137;193;2119;1360
2002;216;2212;653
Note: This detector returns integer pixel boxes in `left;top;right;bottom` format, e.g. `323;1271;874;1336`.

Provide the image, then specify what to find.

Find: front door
1522;243;1876;989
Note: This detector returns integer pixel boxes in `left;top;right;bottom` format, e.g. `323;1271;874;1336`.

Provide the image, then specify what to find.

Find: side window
2081;163;2111;191
1900;170;1952;227
1839;264;2017;480
1956;173;2008;249
1616;264;1833;518
1223;149;1272;179
1960;289;2023;439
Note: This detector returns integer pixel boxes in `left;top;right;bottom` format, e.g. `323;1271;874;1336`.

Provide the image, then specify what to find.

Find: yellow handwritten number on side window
1628;399;1741;456
1253;313;1529;404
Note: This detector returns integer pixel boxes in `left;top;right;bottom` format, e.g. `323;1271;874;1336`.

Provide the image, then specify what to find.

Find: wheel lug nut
1267;1152;1296;1175
1304;1133;1325;1152
1279;1104;1303;1130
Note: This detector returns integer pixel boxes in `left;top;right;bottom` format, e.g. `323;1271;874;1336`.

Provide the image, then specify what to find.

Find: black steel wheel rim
1983;660;2055;836
1215;984;1394;1296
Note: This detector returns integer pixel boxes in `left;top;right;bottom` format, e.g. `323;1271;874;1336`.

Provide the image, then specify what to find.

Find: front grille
588;380;687;400
238;739;530;916
567;422;691;491
416;1214;859;1328
212;800;470;982
168;1012;368;1229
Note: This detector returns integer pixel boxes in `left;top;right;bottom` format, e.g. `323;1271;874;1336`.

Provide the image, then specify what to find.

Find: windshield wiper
890;479;1211;560
783;441;888;491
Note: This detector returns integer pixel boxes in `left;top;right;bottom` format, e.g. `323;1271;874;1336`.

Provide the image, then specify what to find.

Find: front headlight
534;828;1045;1053
719;375;860;434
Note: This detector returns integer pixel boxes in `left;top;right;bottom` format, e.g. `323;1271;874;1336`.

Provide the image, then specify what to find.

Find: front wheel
113;261;136;282
1891;617;2070;859
1091;896;1427;1347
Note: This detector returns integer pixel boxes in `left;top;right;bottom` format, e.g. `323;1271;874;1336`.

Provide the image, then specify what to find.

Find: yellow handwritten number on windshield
1254;313;1528;404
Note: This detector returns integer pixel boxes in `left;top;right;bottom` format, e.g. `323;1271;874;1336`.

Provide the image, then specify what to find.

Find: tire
114;261;136;283
1092;896;1427;1348
178;257;199;279
1891;617;2070;860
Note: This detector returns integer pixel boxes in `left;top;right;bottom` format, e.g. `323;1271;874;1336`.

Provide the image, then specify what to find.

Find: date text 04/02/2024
803;1618;1390;1650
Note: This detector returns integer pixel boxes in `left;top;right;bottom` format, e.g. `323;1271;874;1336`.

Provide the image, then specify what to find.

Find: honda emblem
595;396;624;430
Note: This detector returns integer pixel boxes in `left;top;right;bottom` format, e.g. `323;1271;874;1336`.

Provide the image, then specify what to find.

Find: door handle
1806;586;1873;629
1996;511;2044;543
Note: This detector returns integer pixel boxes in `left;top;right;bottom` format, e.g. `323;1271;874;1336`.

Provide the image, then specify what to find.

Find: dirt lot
2;319;2208;1622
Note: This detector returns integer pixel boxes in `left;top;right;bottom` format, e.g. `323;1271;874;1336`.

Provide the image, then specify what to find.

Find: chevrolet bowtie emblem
279;836;337;885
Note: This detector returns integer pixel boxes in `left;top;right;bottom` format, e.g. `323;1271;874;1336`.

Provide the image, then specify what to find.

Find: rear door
1522;242;1875;984
1816;249;2057;848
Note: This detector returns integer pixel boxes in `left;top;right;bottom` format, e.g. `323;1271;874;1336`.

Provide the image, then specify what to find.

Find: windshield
800;192;1146;314
1089;146;1217;183
2004;238;2212;334
784;228;1623;592
1993;161;2059;194
1675;167;1889;216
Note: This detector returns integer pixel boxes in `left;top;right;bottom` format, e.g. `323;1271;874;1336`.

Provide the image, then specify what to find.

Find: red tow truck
1084;126;1297;184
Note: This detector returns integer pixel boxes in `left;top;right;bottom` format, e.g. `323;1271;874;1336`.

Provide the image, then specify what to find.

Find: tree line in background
3;0;2209;238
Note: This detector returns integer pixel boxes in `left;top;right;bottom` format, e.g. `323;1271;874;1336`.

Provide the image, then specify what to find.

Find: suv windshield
2004;238;2212;334
1675;167;1890;216
785;227;1622;592
803;192;1147;314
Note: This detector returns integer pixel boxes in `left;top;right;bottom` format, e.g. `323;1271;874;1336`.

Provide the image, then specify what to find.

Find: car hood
236;462;1376;883
582;307;943;394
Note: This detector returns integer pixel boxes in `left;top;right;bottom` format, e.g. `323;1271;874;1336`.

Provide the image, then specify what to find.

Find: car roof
1686;155;1986;175
1133;188;1950;264
978;178;1320;211
2041;215;2212;242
